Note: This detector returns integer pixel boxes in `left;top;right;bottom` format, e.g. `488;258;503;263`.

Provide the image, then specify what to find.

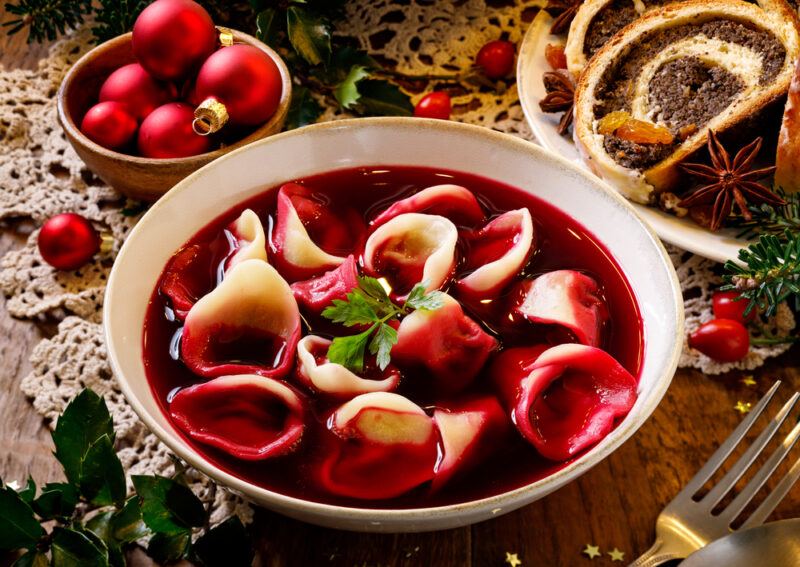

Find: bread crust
775;58;800;193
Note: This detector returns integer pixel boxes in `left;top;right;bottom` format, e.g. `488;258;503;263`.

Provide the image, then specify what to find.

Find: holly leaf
31;482;78;521
52;389;114;486
369;323;397;371
85;511;126;567
147;532;191;563
286;86;322;130
327;326;374;373
354;79;413;116
12;550;48;567
17;477;36;504
334;65;370;109
286;6;331;66
0;484;44;551
79;434;126;507
132;475;205;536
51;527;109;567
255;7;281;46
193;517;253;567
111;497;148;543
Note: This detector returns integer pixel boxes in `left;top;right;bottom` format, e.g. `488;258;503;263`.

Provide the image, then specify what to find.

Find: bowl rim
56;29;292;165
105;117;684;521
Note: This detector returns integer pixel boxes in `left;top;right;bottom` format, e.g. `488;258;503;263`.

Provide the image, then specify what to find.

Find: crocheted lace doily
0;0;793;518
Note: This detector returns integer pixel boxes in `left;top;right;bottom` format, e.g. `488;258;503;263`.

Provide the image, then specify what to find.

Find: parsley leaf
327;326;375;373
369;323;397;371
406;283;445;311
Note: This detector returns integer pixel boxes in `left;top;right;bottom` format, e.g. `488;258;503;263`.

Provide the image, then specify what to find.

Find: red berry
688;318;750;362
414;92;451;120
38;213;100;271
475;40;515;79
712;291;756;324
80;101;138;151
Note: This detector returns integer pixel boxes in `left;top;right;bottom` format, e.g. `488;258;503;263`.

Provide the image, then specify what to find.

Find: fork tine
720;415;800;523
741;448;800;529
675;382;781;499
701;391;799;509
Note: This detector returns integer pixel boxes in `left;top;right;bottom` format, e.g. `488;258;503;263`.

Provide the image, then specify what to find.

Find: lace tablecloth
0;0;794;518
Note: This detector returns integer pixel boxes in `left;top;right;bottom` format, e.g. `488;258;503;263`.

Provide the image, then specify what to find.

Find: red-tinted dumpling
224;208;267;270
159;244;207;320
511;270;608;347
456;208;535;299
392;293;498;395
370;184;486;228
169;374;306;460
290;255;359;316
318;392;438;499
181;259;300;378
491;343;637;461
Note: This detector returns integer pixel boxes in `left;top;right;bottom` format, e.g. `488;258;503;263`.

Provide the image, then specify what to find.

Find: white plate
516;11;751;264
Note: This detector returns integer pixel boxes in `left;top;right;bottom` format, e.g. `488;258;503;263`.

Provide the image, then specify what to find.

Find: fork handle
627;539;683;567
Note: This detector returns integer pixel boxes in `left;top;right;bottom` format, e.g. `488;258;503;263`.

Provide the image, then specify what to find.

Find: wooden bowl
57;30;291;202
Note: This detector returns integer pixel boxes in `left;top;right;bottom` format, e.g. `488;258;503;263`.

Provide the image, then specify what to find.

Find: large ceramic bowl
105;118;683;532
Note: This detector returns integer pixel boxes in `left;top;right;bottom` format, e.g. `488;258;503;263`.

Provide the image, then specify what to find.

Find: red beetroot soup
142;166;644;508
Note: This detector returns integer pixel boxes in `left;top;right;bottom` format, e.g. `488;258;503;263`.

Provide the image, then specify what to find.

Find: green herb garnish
322;276;444;372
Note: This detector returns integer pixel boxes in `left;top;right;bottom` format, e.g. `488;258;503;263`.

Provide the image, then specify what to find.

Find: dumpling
295;335;401;396
318;392;438;499
290;255;359;316
169;374;306;460
271;183;365;282
432;396;510;490
491;343;637;461
512;270;608;347
392;293;498;395
456;208;535;299
363;213;458;298
224;208;267;270
181;259;301;378
370;184;485;228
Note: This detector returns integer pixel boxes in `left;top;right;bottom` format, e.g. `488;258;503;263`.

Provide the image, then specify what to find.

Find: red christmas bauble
138;102;213;158
80;101;138;150
194;44;282;129
132;0;216;81
99;63;177;120
38;213;100;270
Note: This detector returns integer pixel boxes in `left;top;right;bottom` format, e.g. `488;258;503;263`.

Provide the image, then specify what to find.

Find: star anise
679;130;785;231
546;0;583;35
539;70;575;136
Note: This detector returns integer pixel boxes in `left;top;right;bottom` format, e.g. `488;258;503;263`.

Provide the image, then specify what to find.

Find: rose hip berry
688;318;750;362
712;290;757;324
414;92;452;120
475;40;515;79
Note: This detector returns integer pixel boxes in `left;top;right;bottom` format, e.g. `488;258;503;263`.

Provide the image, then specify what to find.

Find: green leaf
17;477;36;504
369;323;398;371
405;284;445;311
132;476;205;536
286;6;331;66
147;532;190;564
85;512;125;567
0;484;44;551
353;79;413;116
334;65;370;109
111;497;148;543
51;527;108;567
31;483;78;521
193;517;253;567
52;389;114;486
357;276;392;305
79;434;126;506
255;8;280;46
322;293;379;327
12;550;48;567
327;326;374;373
286;86;322;130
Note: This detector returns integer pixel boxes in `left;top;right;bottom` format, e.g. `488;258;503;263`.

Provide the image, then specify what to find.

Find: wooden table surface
2;16;799;567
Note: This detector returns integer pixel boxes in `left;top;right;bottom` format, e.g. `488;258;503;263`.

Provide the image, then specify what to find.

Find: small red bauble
132;0;216;81
712;291;757;324
475;40;516;79
138;102;213;158
99;63;177;120
193;44;283;134
80;101;138;150
38;213;100;270
414;92;451;120
688;318;750;362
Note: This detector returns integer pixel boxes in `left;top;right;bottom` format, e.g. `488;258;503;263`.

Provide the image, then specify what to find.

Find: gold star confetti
735;400;752;414
608;548;625;562
505;551;522;567
741;375;757;387
582;544;601;559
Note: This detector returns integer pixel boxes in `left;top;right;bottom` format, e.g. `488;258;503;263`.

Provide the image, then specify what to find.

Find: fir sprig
729;187;800;239
2;0;91;43
322;276;444;372
722;229;800;317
